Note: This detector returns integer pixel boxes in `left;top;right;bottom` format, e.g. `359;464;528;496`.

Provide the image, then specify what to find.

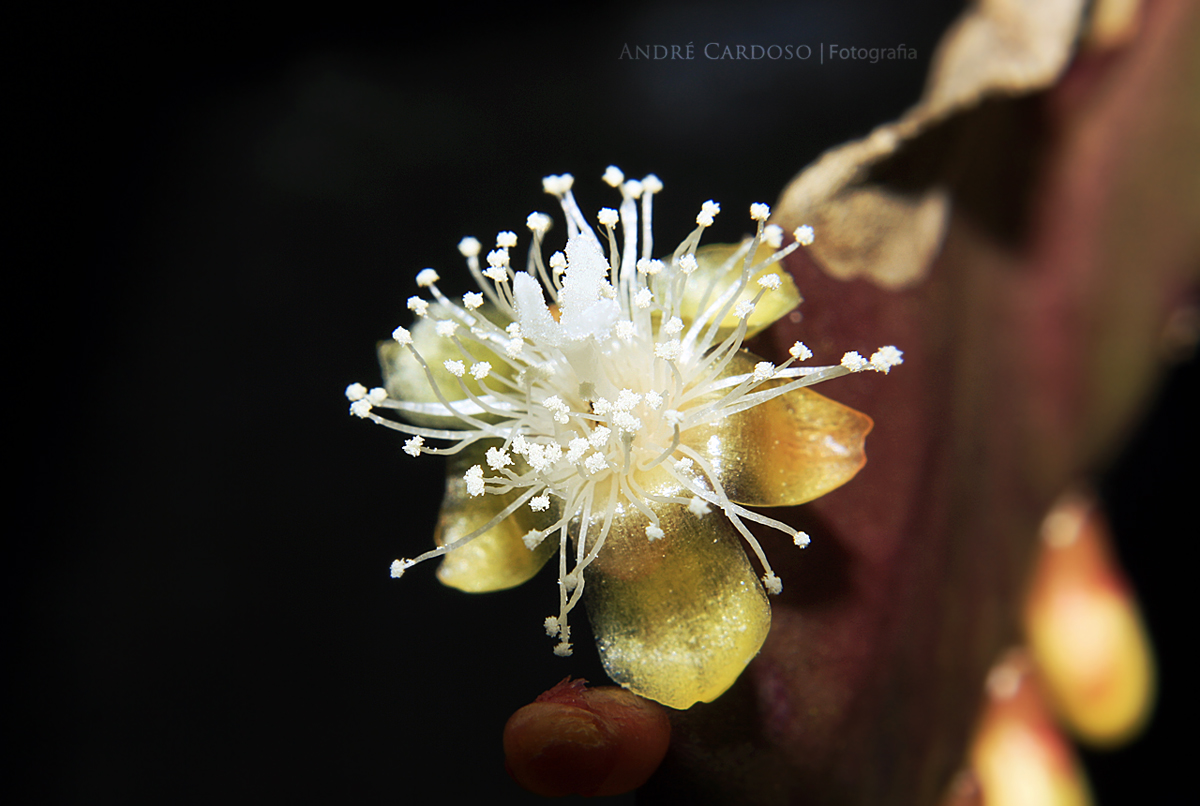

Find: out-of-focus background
15;3;1191;803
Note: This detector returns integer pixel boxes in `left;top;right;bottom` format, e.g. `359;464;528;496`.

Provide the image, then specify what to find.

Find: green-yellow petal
583;486;771;710
682;350;873;507
676;240;801;340
433;446;558;593
377;307;512;427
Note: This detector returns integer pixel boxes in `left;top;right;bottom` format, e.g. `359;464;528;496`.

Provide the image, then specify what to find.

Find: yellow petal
682;350;873;507
1023;492;1156;746
433;446;559;593
583;486;771;710
676;240;801;340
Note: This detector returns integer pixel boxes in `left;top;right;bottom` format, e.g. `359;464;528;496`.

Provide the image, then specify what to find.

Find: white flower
349;168;901;709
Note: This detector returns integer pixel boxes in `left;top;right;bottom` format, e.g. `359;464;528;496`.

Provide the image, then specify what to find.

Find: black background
14;3;1191;803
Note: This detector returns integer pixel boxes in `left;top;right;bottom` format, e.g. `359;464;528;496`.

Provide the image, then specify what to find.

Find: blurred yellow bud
969;651;1094;806
1023;492;1156;746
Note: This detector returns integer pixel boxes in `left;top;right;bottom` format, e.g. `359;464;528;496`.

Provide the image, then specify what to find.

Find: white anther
763;224;784;248
841;352;869;372
637;258;664;275
654;339;681;360
526;212;552;233
584;452;608;474
464;465;485;496
588;426;612;448
870;346;904;373
486;446;513;470
696;200;720;227
542;174;574;195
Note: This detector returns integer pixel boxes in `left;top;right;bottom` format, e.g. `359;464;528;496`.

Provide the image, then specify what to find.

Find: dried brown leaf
775;0;1086;288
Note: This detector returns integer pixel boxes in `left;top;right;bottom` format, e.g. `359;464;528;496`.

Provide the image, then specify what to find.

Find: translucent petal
433;446;559;592
675;240;801;340
683;350;873;507
584;486;771;709
377;306;512;427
